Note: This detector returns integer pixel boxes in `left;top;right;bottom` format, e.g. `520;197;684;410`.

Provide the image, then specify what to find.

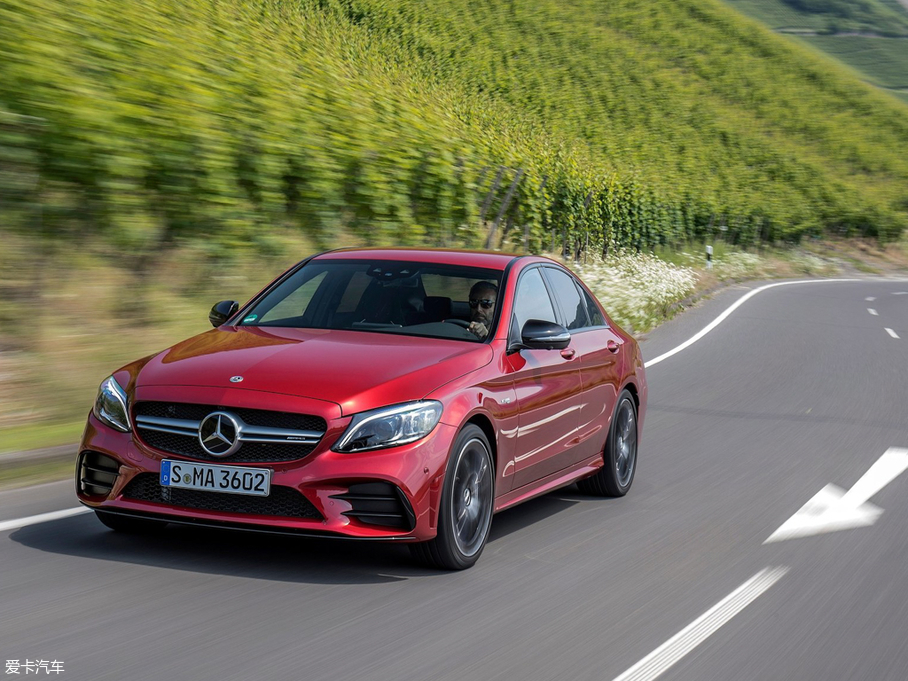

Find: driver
467;281;498;340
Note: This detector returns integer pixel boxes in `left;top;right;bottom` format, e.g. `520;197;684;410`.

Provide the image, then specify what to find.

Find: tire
578;389;637;497
410;424;494;570
95;510;167;534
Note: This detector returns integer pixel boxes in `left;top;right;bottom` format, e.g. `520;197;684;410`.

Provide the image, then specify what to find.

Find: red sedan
77;248;647;569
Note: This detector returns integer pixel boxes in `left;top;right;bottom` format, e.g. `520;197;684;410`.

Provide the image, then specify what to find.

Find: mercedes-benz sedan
77;248;647;569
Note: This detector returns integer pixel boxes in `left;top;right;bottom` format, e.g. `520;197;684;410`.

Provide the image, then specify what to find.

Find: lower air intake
331;482;416;531
79;451;120;496
121;474;322;519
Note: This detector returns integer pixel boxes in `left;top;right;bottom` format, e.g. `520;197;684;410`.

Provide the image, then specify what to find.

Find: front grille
122;473;322;519
331;482;416;530
135;402;325;432
136;428;313;463
79;451;120;496
133;401;326;463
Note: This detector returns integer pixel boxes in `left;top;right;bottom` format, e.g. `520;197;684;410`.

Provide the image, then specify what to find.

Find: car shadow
9;489;589;585
489;485;588;541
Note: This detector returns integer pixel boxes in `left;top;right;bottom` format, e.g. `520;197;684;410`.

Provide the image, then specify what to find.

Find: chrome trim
239;435;321;445
241;424;324;440
136;416;200;433
135;413;326;450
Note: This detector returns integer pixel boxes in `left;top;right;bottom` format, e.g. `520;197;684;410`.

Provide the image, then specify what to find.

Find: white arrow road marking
765;448;908;543
0;507;91;533
868;308;878;315
611;567;789;681
885;328;900;339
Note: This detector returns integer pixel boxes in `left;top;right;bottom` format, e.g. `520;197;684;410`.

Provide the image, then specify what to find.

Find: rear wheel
578;389;637;497
95;510;166;534
410;424;494;570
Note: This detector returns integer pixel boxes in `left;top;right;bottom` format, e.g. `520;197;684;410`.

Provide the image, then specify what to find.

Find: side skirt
494;454;603;513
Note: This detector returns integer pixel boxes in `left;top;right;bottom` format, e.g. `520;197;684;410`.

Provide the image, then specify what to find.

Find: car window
422;274;474;301
257;271;327;324
544;268;589;330
582;288;606;327
335;271;372;314
240;260;502;343
511;268;557;339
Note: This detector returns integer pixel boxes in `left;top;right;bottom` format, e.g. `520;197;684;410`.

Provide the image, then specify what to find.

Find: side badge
230;376;244;383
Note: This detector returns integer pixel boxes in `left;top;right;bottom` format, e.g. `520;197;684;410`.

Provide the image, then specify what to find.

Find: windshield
238;260;504;342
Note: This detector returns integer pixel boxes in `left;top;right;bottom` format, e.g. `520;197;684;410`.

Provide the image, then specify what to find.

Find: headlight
92;376;131;433
333;401;443;453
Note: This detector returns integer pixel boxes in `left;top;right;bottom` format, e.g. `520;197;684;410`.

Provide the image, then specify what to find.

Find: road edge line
0;507;91;533
644;279;860;368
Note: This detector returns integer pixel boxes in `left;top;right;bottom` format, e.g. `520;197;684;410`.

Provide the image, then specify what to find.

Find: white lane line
0;507;91;533
868;308;878;316
611;567;789;681
885;328;900;339
866;296;876;302
893;292;908;296
645;279;859;368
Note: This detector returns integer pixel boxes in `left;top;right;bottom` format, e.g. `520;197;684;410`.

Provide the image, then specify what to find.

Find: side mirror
520;319;571;350
209;300;239;328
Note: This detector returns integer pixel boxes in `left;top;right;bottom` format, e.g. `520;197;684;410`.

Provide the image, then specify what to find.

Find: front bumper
77;408;456;542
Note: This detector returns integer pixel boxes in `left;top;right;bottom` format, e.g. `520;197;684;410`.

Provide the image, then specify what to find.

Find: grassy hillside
2;0;908;263
722;0;908;102
3;0;908;433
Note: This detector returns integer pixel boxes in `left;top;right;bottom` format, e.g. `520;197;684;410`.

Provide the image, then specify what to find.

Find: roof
313;247;520;270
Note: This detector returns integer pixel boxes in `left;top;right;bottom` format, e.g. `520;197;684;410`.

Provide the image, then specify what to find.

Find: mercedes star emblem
229;376;244;383
198;411;242;457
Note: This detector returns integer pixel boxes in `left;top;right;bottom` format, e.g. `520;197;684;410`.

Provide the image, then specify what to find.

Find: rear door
507;267;583;488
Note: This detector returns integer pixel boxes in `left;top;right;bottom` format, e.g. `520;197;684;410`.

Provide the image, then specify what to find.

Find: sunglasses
469;298;496;310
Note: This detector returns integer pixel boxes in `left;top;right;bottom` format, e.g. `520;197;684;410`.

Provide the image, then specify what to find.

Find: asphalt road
2;277;907;681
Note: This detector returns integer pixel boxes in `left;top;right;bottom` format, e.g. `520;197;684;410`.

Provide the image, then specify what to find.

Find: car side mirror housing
520;319;571;350
209;300;239;328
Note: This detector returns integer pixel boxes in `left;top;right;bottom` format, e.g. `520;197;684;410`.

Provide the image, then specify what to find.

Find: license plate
160;460;271;497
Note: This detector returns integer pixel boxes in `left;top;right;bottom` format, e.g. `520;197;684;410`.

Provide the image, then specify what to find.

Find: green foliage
1;0;907;263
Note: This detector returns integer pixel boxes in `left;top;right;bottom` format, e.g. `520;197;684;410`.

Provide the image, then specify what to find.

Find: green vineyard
2;0;908;262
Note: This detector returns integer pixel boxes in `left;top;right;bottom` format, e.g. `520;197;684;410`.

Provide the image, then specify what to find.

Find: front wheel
410;424;494;570
578;389;638;497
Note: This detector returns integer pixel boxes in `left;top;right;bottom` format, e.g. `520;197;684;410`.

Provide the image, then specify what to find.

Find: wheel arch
621;380;640;409
462;413;498;479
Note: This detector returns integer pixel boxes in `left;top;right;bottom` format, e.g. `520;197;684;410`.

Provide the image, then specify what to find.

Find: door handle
560;348;576;360
607;340;620;354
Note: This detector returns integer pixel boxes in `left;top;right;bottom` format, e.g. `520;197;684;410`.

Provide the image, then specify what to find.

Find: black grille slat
133;402;326;463
331;482;415;530
122;474;322;519
79;451;120;496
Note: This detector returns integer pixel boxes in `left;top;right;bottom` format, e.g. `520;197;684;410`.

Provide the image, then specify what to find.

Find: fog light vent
79;451;120;496
331;482;416;531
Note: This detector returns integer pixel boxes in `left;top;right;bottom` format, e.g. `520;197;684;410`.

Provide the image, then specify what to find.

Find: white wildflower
571;250;696;333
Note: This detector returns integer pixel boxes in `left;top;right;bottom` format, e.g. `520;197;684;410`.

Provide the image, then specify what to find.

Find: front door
507;267;583;488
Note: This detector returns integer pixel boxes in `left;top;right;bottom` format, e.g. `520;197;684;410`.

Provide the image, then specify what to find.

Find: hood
136;326;493;415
